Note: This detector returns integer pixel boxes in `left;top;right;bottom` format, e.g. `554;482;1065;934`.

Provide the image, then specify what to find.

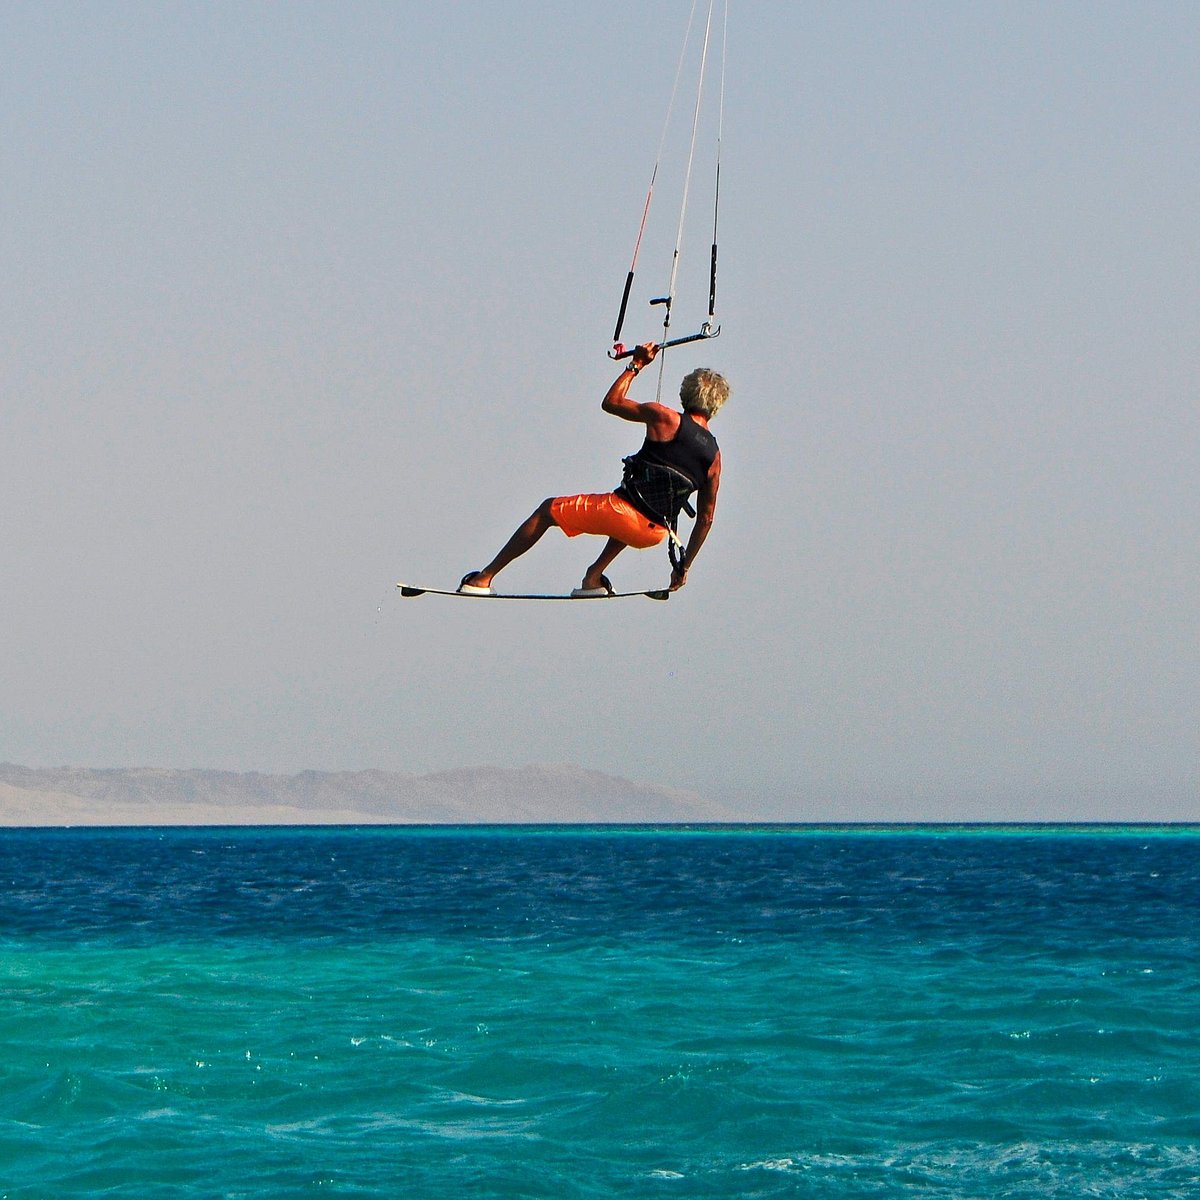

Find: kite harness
617;413;719;571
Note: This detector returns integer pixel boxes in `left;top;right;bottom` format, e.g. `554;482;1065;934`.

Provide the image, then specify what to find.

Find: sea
0;826;1197;1199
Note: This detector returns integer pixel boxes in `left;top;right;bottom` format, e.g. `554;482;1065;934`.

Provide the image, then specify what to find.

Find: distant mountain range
0;763;730;826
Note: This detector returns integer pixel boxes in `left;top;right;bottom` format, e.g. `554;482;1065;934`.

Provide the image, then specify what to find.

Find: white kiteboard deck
398;583;669;602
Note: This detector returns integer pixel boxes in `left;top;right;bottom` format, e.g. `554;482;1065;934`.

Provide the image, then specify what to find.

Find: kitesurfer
459;343;728;595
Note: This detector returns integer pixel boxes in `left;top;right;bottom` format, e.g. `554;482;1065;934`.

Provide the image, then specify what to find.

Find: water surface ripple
0;826;1196;1197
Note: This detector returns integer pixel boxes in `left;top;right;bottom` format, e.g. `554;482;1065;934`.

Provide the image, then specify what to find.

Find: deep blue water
0;825;1197;1197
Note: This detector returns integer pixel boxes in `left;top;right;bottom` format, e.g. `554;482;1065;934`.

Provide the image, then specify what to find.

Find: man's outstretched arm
670;451;721;591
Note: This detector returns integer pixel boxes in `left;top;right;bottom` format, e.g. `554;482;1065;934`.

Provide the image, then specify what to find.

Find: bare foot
458;570;493;592
578;573;614;595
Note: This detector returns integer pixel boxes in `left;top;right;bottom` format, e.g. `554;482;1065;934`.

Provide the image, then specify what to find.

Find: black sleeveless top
616;413;718;527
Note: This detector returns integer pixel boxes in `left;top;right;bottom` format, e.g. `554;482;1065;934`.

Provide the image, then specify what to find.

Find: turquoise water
1;826;1197;1197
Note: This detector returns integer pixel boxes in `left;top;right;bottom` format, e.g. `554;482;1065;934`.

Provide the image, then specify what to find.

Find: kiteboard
397;583;669;602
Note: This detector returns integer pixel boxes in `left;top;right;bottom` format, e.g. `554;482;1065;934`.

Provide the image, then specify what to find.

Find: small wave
444;1090;528;1108
738;1157;797;1172
730;1141;1200;1194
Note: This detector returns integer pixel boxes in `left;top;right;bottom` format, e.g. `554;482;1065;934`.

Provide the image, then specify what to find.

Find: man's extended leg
579;537;627;593
461;498;558;590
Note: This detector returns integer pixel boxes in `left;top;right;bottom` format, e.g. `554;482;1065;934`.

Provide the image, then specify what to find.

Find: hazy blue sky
4;1;1196;820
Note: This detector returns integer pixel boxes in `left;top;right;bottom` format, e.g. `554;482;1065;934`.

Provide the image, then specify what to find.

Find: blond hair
679;368;729;418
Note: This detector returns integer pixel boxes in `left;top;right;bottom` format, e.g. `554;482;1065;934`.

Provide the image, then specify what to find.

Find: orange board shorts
550;492;668;550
